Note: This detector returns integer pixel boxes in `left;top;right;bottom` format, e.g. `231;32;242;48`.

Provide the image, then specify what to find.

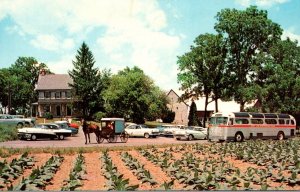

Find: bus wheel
235;132;244;142
277;131;285;140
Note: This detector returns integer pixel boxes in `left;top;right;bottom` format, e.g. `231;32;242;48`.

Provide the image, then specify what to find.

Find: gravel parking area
0;127;207;148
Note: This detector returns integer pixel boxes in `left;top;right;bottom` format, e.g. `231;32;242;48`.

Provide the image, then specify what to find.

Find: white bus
209;112;296;142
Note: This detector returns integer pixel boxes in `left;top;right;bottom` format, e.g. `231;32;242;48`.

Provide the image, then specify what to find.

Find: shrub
162;110;175;123
0;124;18;142
43;112;53;119
93;111;106;122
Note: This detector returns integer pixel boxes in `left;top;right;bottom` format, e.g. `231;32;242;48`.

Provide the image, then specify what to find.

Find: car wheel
58;134;65;140
144;133;150;139
31;134;37;141
188;134;194;141
277;131;285;140
176;137;181;140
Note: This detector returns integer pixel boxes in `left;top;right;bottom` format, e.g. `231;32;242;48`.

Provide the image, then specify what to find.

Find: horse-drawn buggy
98;118;129;143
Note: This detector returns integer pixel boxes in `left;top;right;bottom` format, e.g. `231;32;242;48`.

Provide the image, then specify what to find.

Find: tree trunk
215;98;219;112
240;100;245;112
203;93;209;128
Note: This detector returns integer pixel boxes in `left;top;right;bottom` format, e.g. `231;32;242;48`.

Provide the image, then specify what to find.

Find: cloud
30;35;74;51
46;54;74;74
0;0;181;90
235;0;289;7
282;29;300;44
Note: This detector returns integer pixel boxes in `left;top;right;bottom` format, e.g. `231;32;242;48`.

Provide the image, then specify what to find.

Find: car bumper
18;133;31;139
174;134;188;140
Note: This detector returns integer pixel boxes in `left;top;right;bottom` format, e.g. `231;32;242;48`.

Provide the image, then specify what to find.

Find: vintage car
0;114;25;128
12;115;36;126
125;124;159;138
161;124;184;137
54;121;79;135
18;123;72;140
174;126;207;141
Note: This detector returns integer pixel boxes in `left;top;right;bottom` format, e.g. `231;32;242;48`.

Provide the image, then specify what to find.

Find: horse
82;119;100;144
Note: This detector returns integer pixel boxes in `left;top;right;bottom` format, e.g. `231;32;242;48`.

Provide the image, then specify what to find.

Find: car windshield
140;125;149;128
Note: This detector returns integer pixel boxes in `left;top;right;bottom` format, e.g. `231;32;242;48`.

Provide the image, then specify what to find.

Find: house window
45;91;51;99
55;92;61;98
66;91;71;98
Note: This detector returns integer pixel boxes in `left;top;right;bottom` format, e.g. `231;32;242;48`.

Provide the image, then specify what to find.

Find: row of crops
0;139;300;190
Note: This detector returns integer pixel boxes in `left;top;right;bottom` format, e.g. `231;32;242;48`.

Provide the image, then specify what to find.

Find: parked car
125;124;159;138
0;114;25;128
12;115;36;126
54;121;79;135
174;126;207;141
18;123;72;140
162;124;183;137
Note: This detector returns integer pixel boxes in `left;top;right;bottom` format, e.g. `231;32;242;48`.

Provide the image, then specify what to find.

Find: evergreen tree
69;42;99;118
188;100;198;126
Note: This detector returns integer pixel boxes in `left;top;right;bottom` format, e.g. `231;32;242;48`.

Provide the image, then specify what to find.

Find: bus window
235;119;249;124
279;119;285;124
265;119;277;124
291;120;295;125
251;119;263;124
210;117;228;125
286;120;290;124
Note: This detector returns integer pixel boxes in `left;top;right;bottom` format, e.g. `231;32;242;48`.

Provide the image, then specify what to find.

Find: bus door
209;116;229;139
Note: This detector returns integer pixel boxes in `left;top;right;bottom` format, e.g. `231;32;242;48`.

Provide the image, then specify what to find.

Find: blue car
54;121;79;135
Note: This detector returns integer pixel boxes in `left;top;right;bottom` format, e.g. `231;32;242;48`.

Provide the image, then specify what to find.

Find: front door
56;105;61;117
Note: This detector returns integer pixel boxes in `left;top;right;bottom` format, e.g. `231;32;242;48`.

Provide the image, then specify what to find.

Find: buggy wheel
120;132;129;143
108;134;117;143
98;136;104;143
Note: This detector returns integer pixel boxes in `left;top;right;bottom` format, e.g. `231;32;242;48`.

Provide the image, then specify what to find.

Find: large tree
69;42;101;118
249;38;300;113
214;6;282;111
0;57;49;114
104;66;168;124
188;100;198;126
177;34;227;126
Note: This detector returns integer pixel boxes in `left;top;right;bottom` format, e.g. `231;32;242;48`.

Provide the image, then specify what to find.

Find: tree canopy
69;42;107;118
178;6;299;117
104;66;168;124
215;6;282;111
0;57;49;115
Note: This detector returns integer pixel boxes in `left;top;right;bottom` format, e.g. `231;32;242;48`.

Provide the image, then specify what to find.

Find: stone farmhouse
33;71;74;118
166;89;189;125
166;89;256;125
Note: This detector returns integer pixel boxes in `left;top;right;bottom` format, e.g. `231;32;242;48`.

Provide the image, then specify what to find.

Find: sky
0;0;299;92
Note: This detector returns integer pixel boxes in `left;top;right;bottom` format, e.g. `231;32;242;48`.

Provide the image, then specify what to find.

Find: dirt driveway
0;127;207;148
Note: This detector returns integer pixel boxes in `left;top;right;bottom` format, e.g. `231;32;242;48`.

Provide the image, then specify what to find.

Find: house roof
167;89;189;107
35;74;73;90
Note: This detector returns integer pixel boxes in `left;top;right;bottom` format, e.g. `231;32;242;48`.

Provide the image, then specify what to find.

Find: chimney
40;69;46;76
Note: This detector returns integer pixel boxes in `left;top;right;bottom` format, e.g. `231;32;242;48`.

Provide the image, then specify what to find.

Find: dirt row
1;148;300;191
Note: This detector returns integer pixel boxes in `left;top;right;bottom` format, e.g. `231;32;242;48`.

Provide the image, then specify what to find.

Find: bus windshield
210;117;228;125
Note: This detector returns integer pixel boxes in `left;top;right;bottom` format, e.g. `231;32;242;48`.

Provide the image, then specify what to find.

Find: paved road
0;127;207;148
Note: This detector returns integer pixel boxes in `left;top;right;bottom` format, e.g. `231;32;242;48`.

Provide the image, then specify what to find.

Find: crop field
0;139;300;191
